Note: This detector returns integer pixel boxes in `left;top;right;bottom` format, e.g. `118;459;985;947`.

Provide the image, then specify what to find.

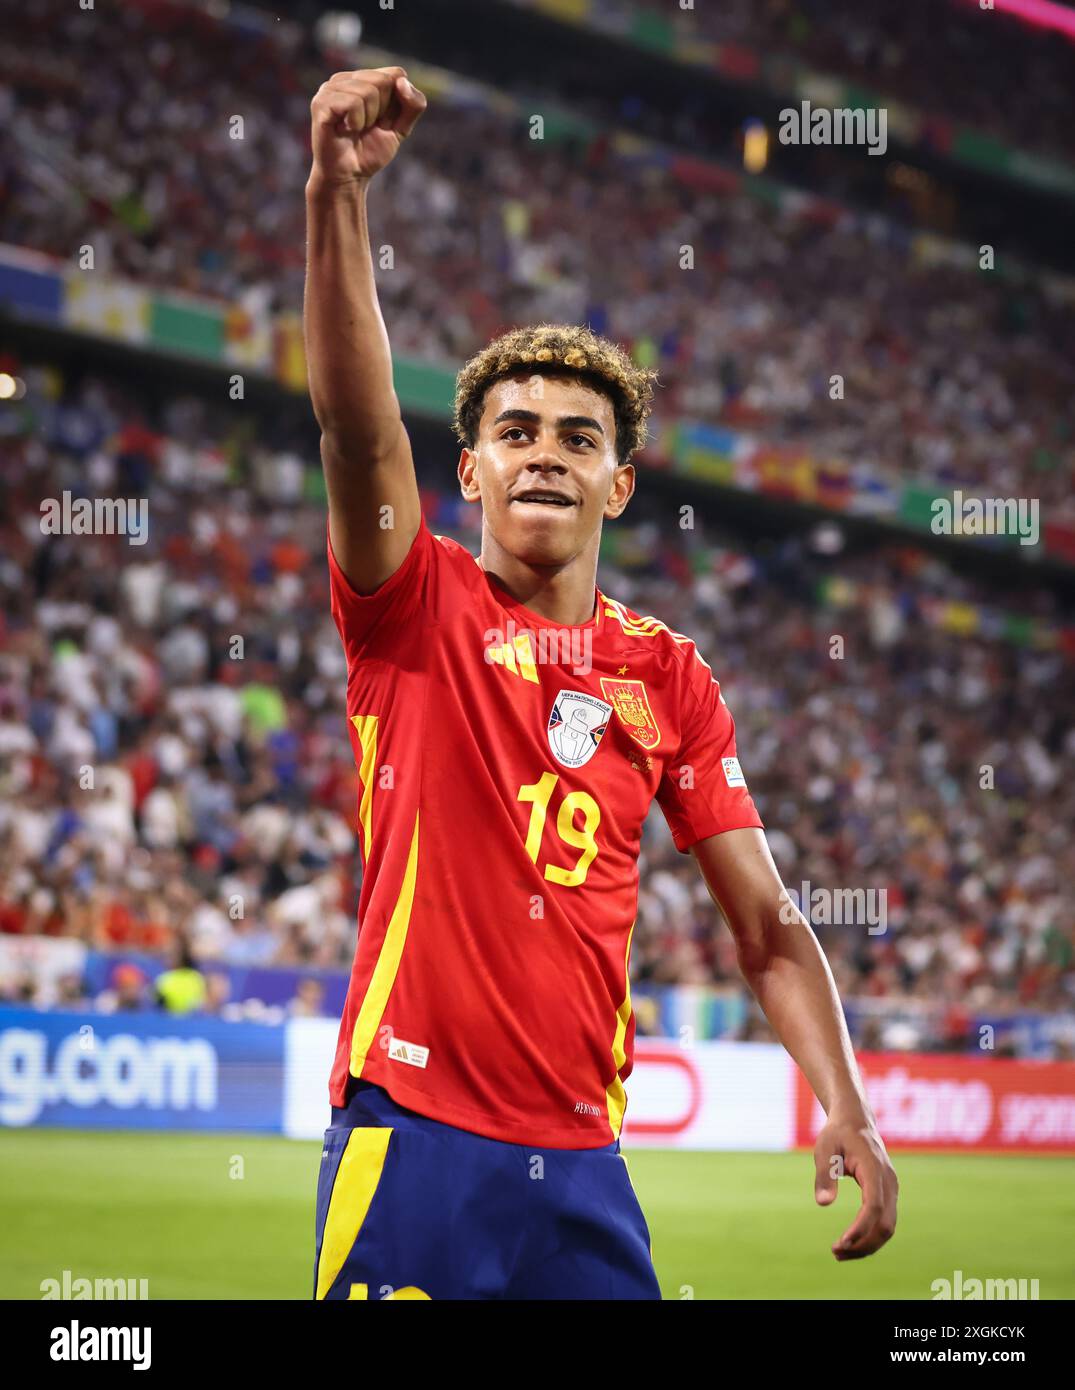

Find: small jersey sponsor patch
387;1036;430;1069
722;756;746;788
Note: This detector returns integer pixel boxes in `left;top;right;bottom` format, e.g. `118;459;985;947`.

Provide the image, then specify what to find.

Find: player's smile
510;485;578;509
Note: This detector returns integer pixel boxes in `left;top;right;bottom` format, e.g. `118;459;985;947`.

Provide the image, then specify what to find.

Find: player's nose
523;451;567;472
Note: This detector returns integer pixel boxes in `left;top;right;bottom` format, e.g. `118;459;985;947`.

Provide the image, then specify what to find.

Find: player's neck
478;532;599;627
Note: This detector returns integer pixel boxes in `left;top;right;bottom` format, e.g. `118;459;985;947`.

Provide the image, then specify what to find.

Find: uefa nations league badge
547;691;612;768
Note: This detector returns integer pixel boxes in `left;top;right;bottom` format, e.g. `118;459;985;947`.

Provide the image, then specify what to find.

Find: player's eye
566;433;595;449
501;426;530;441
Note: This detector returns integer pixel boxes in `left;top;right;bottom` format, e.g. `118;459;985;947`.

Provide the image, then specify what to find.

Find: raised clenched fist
308;67;427;187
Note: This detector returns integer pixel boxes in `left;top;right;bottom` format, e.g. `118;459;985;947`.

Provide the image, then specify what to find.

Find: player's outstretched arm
691;827;899;1260
304;67;427;593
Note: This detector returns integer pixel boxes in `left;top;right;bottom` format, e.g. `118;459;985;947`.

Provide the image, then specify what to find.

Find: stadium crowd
1;364;1072;1056
2;0;1073;520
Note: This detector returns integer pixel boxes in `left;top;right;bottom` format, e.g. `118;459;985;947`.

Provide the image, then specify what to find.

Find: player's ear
603;462;635;519
457;447;481;502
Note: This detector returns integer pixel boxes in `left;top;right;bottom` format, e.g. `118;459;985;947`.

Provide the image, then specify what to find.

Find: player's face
459;373;634;565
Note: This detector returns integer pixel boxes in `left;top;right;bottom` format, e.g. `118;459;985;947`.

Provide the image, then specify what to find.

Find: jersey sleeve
327;514;440;667
656;651;764;853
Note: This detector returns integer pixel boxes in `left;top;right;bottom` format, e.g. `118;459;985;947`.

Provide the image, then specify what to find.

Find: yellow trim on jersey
315;1127;393;1300
602;596;691;644
605;921;635;1140
349;714;379;859
349;809;421;1078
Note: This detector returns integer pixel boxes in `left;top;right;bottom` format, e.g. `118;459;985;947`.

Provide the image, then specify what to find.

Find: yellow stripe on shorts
315;1128;393;1300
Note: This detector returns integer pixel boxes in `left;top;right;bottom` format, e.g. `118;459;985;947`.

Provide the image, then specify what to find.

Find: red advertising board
795;1053;1075;1154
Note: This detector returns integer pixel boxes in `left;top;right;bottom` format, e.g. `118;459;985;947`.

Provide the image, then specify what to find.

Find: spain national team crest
599;677;661;751
547;691;612;768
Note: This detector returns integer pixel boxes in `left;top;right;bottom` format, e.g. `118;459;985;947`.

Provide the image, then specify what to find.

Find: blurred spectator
95;961;150;1013
155;940;207;1015
288;977;325;1018
202;969;232;1017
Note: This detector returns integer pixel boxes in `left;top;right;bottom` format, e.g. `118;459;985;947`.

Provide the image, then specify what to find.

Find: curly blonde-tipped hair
452;323;658;465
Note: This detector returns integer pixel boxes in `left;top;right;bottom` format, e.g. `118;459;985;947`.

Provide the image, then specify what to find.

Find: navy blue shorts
313;1080;661;1300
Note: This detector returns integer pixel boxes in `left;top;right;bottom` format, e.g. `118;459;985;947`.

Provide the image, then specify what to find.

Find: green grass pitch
1;1131;1071;1299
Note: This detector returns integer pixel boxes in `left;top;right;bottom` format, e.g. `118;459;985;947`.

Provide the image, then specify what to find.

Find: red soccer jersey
327;516;763;1147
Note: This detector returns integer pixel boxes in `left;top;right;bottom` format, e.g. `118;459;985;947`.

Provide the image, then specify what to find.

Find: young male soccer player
305;67;898;1300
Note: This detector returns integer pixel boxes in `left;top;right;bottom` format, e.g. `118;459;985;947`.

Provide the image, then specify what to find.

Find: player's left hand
813;1114;898;1260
